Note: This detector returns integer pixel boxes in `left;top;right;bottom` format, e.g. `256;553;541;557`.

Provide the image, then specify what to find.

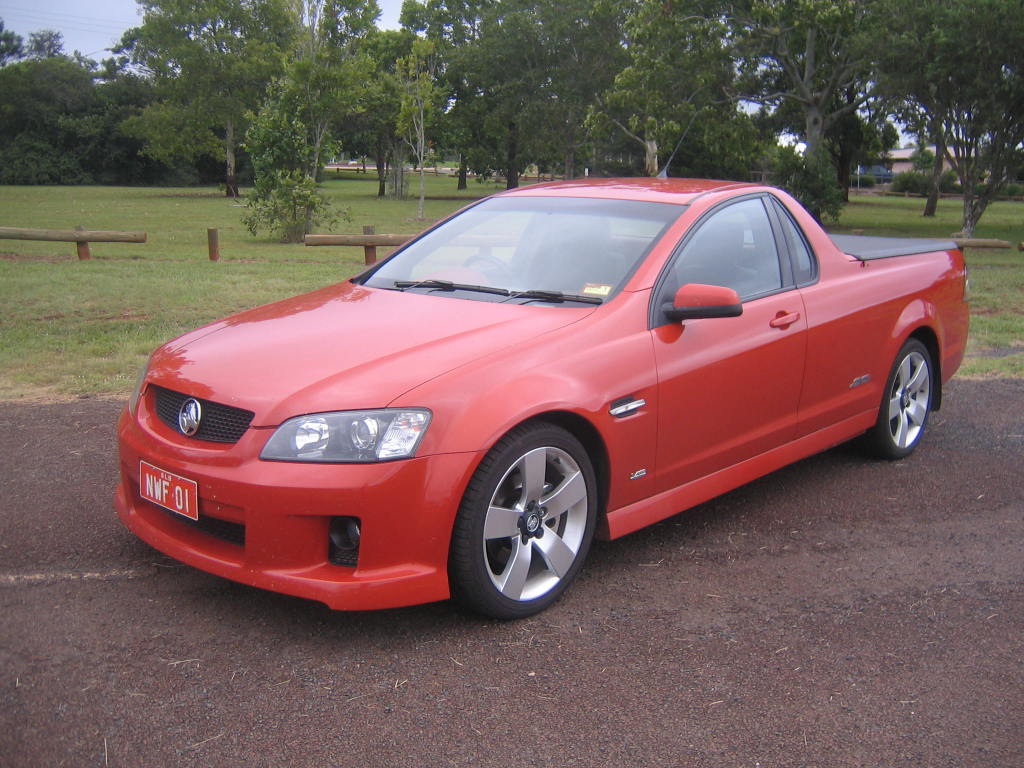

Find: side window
668;198;783;301
774;201;818;285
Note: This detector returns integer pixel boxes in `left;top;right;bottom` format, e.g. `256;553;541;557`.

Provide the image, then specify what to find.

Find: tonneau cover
829;234;959;261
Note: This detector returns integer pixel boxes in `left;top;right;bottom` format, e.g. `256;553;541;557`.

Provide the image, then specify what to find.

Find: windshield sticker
582;283;613;297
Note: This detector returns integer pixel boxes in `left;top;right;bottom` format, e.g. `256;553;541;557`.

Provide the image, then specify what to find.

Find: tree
594;1;741;177
26;30;64;59
350;28;416;198
243;83;338;241
730;0;879;160
244;0;378;239
119;0;293;196
397;37;439;218
876;0;1024;236
0;19;24;64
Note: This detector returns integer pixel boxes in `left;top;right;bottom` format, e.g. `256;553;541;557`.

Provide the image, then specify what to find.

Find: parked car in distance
116;178;970;619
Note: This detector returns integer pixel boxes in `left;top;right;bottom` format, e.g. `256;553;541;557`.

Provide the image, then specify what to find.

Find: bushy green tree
242;84;340;241
876;0;1024;236
774;145;844;223
243;0;377;239
119;0;293;196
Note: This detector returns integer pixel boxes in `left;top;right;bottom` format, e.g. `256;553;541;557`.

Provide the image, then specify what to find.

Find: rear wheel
863;338;934;460
449;422;597;619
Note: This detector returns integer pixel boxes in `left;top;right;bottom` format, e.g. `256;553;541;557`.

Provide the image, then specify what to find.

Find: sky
0;0;403;60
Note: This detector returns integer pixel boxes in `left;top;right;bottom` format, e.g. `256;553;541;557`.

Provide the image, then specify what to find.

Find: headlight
260;409;432;463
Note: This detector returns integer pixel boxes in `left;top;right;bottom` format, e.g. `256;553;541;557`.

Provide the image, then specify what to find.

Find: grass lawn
0;179;1020;400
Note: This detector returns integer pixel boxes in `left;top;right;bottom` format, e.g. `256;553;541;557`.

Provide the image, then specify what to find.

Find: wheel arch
515;410;612;538
906;325;943;411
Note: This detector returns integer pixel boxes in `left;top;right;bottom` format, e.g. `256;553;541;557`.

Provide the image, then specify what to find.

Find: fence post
362;225;377;265
75;225;91;260
208;228;220;261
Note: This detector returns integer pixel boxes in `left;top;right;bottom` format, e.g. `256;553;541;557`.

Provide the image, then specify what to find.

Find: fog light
328;516;361;567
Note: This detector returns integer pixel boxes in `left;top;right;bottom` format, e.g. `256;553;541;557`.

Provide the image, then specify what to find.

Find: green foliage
118;0;294;192
243;168;338;242
875;0;1024;236
731;0;879;158
775;146;844;223
242;87;340;241
892;169;959;196
891;171;930;196
0;56;172;185
0;19;24;64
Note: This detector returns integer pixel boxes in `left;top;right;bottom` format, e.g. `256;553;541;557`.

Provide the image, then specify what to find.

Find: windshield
361;196;684;305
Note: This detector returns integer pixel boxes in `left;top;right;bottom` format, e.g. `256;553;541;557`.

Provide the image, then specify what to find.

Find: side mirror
662;283;743;322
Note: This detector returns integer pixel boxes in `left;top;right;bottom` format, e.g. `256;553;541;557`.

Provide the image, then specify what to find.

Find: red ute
115;179;970;618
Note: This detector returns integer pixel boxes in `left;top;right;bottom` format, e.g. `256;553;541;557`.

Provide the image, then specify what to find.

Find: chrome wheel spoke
907;398;928;427
495;538;532;599
897;355;913;389
484;504;523;540
894;409;910;446
541;469;585;519
535;528;576;578
518;448;548;505
907;359;928;394
888;393;904;421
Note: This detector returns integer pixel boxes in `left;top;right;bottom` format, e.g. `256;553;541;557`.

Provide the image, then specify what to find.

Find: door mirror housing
663;283;743;322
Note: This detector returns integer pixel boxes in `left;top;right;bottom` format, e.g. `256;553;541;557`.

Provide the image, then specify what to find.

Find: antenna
654;100;706;178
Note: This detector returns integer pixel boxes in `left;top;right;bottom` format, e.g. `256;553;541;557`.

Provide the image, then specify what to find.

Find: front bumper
115;402;481;611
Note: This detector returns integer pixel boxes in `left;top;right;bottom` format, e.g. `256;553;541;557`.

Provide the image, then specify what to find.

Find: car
115;178;970;619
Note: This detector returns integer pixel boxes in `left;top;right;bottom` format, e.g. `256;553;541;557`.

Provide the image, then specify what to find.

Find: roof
500;177;755;205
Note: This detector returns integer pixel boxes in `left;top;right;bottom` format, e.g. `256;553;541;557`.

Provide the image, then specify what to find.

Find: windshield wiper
508;289;604;305
394;279;511;297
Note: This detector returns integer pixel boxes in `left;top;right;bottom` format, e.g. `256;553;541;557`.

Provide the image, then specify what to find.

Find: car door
650;195;808;493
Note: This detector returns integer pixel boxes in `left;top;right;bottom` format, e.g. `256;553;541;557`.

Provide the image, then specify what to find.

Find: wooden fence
0;226;146;260
304;226;412;265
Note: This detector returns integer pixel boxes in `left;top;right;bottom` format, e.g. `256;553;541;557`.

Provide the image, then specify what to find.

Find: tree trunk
644;138;659;177
505;120;519;190
375;137;387;199
804;103;826;158
923;131;945;217
224;118;239;198
457;152;467;190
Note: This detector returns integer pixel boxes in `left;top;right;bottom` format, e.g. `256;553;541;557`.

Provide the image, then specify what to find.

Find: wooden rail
304;226;413;265
952;238;1012;249
0;226;147;260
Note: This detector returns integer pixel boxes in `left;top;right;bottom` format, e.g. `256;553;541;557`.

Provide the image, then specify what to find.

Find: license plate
140;461;199;521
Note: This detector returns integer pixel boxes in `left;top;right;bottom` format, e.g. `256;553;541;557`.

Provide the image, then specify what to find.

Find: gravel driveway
1;379;1021;767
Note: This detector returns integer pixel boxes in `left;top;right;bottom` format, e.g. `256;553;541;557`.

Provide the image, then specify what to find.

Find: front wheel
863;338;934;460
449;422;597;619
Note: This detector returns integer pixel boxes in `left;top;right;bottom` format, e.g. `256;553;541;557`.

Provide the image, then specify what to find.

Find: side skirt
603;409;876;540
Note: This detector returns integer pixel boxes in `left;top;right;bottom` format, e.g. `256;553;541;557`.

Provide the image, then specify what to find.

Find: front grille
153;386;255;443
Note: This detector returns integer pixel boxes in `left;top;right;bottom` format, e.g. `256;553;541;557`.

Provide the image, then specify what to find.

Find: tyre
449;422;597;619
863;338;934;460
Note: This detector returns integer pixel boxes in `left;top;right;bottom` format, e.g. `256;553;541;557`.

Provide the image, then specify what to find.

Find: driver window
669;198;783;301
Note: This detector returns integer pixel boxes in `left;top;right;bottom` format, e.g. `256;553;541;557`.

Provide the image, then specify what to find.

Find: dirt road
1;379;1022;767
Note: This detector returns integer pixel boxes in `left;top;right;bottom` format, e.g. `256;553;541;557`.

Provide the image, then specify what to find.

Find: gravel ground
1;378;1021;767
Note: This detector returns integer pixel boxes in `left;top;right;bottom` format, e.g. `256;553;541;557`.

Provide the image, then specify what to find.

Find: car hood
147;281;591;426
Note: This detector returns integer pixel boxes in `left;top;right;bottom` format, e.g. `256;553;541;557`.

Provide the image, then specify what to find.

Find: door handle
769;311;801;329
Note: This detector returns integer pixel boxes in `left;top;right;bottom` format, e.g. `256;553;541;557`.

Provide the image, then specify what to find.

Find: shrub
891;171;929;196
774;146;844;223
